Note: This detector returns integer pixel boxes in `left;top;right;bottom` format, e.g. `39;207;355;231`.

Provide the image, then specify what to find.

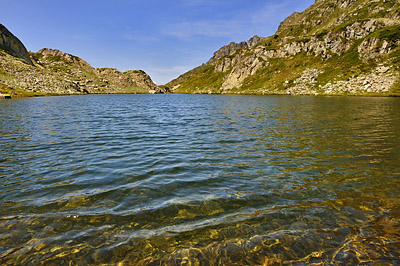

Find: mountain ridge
0;25;164;97
166;0;400;96
206;35;265;65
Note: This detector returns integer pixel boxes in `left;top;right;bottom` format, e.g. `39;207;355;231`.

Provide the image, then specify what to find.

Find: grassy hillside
167;0;400;96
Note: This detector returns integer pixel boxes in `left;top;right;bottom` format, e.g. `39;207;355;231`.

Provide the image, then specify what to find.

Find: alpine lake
0;94;399;265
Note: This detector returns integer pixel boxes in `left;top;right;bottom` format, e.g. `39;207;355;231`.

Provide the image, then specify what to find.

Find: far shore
1;90;400;99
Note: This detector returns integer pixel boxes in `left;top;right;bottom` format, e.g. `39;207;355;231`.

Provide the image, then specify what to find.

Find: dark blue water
0;94;399;265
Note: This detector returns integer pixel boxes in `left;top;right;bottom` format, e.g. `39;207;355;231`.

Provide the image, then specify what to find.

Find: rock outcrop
37;48;95;73
167;0;400;96
0;24;33;65
207;35;264;64
124;70;160;92
276;12;301;34
97;68;160;93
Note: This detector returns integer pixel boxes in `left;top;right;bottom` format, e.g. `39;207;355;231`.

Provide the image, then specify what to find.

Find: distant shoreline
2;91;399;99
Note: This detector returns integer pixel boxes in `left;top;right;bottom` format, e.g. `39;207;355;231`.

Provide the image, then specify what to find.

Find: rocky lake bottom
0;94;399;265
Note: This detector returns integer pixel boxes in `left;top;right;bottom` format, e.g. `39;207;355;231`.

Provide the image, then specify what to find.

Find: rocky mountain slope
167;0;400;96
0;24;162;96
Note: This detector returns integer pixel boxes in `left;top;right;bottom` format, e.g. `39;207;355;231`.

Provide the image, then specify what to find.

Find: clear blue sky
2;0;314;84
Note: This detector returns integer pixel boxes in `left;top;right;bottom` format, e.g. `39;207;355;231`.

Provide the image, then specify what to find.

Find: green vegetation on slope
169;64;227;94
166;0;400;96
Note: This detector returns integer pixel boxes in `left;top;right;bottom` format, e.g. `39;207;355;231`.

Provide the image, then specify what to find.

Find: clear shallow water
0;94;399;265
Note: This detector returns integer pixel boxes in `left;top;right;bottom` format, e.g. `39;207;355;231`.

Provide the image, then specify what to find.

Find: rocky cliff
207;35;264;64
0;25;159;96
0;24;33;65
167;0;400;96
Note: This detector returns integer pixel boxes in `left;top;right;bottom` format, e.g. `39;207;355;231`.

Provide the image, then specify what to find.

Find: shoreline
2;91;399;99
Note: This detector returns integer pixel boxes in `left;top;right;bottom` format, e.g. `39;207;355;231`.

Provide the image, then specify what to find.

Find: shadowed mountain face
0;25;163;96
167;0;400;96
0;24;33;65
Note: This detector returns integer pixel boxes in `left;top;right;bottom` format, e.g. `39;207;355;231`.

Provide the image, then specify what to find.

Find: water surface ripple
0;94;399;265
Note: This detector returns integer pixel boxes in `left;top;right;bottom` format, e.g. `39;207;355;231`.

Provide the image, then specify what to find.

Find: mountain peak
207;35;265;64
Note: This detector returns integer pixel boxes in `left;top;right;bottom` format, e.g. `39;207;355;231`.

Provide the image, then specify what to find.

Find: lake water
0;94;399;265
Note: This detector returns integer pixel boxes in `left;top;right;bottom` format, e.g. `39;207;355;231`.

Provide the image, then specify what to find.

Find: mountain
166;0;400;96
0;24;163;97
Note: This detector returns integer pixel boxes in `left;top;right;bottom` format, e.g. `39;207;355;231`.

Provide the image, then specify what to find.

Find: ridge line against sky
2;0;314;84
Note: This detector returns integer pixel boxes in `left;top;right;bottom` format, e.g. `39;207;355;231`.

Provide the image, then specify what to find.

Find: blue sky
2;0;314;84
